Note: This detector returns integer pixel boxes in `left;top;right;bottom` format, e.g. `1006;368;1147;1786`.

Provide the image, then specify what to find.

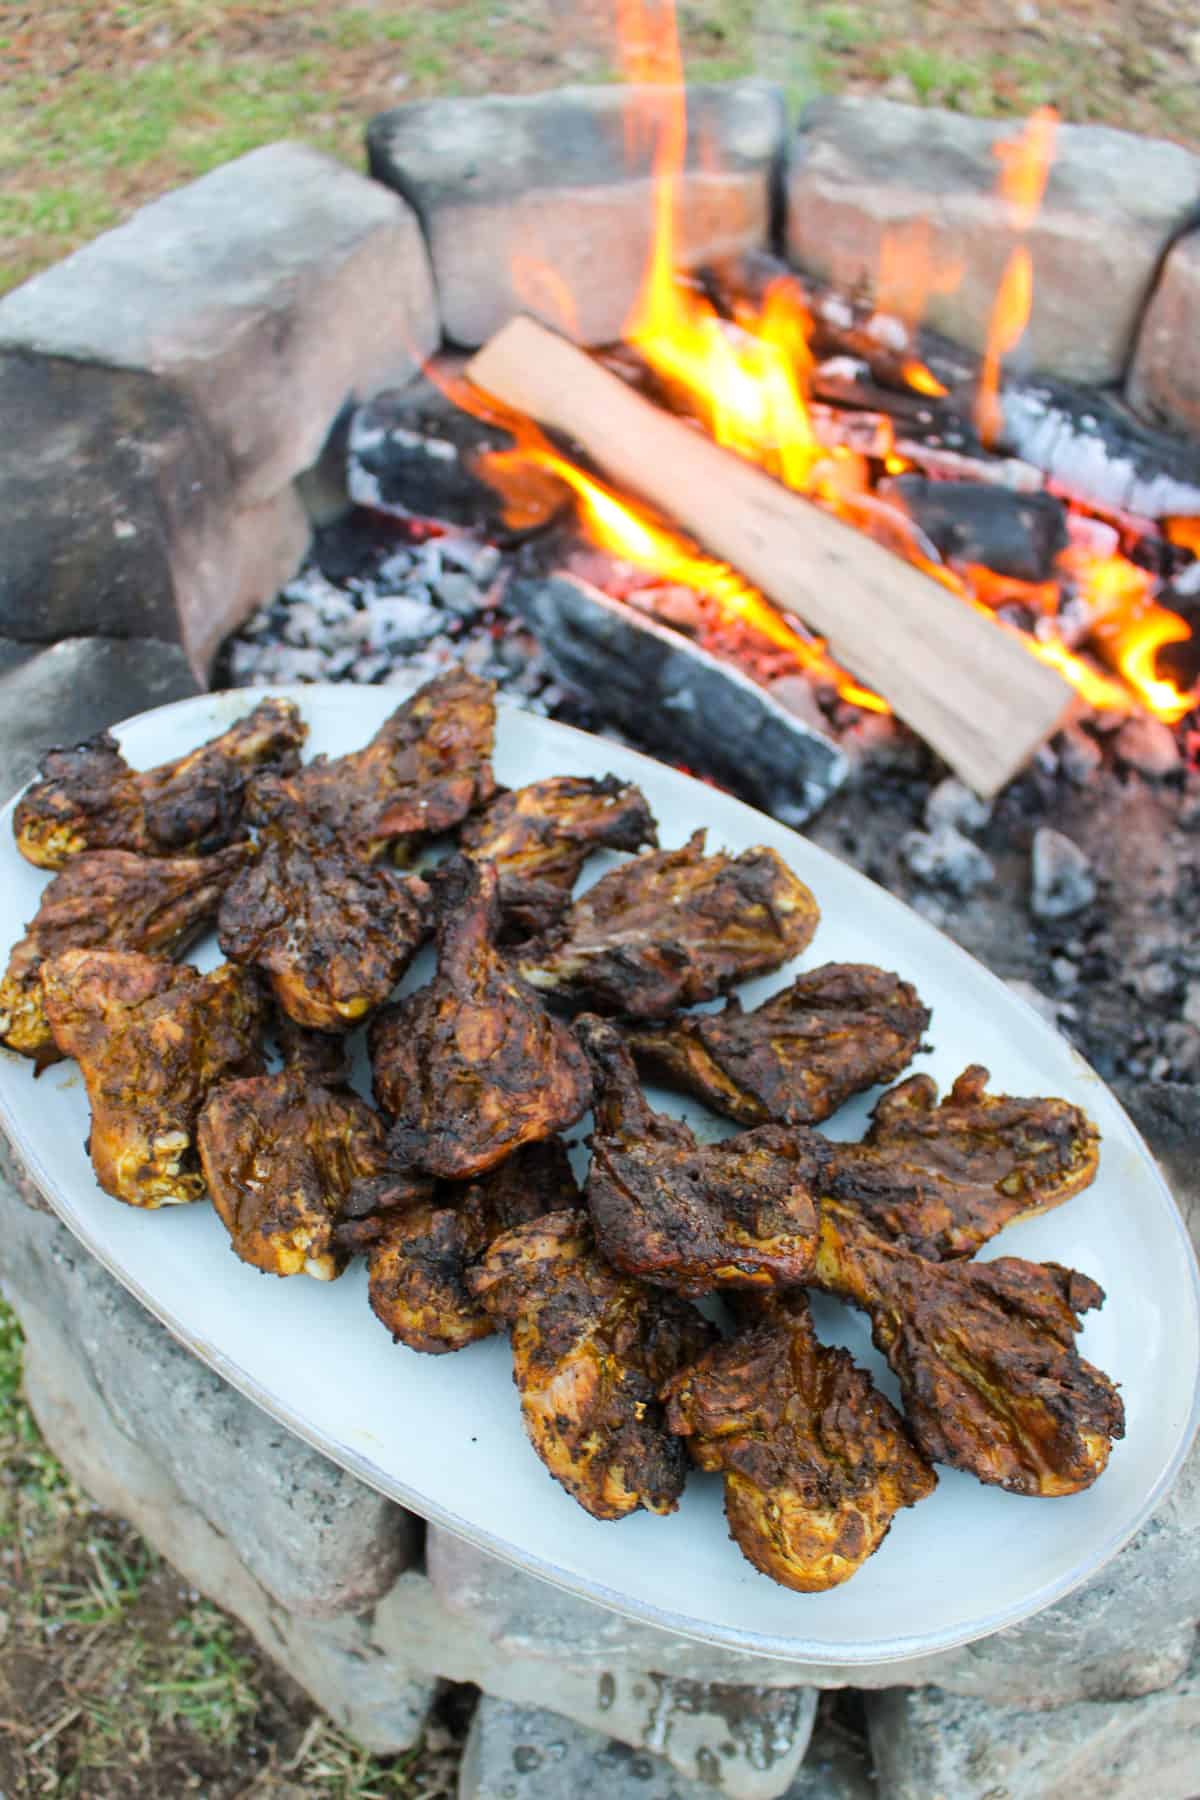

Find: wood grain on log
467;316;1076;796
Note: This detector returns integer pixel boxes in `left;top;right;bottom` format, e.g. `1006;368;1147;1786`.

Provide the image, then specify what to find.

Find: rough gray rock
0;635;199;800
1030;825;1097;918
0;144;437;502
0;352;309;676
0;1185;417;1620
900;822;995;895
367;83;783;347
787;99;1200;383
459;1697;717;1799
1128;232;1200;437
507;571;847;826
1114;713;1183;778
866;1639;1200;1800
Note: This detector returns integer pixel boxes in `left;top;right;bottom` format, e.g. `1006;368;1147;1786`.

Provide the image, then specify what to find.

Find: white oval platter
0;682;1197;1667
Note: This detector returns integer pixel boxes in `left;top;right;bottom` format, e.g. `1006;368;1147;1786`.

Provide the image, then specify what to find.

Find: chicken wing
13;698;305;870
468;1207;716;1519
1;843;251;1065
217;834;431;1032
245;667;495;863
41;949;266;1208
662;1292;935;1590
813;1198;1124;1495
369;857;592;1179
518;830;819;1018
197;1031;389;1280
460;775;658;939
339;1139;582;1353
625;963;929;1127
579;1015;819;1295
824;1065;1101;1261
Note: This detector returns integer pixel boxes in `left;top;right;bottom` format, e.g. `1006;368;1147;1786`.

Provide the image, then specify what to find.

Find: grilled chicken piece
369;857;592;1179
579;1015;819;1296
813;1198;1124;1496
1;844;252;1065
824;1065;1101;1261
468;1207;717;1520
338;1139;582;1354
460;775;658;939
13;699;305;870
41;949;265;1208
245;667;495;863
217;834;431;1032
197;1028;389;1280
518;829;819;1018
663;1292;935;1591
625;963;930;1127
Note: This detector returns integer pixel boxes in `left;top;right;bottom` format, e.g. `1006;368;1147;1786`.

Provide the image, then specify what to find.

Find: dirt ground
0;1;1198;1792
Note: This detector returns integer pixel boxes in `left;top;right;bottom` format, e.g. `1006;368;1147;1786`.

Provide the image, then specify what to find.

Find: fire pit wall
2;88;1200;1798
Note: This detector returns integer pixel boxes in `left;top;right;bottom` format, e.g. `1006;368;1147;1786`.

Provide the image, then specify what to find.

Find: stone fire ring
1;83;1200;1800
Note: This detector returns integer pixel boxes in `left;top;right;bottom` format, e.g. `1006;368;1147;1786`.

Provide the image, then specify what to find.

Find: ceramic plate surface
1;683;1197;1666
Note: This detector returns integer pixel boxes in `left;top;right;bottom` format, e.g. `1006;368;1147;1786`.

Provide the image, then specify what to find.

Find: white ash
1031;827;1097;920
901;823;996;896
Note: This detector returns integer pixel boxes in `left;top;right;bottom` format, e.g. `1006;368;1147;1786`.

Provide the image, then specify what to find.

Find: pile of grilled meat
1;668;1124;1594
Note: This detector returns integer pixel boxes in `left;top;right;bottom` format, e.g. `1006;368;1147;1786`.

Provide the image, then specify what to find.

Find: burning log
467;317;1077;797
882;476;1069;583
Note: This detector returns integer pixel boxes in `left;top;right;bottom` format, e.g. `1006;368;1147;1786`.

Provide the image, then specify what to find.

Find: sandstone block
0;1186;417;1621
0;144;438;502
867;1641;1200;1800
367;83;783;347
1128;233;1200;437
787;100;1200;384
0;633;199;800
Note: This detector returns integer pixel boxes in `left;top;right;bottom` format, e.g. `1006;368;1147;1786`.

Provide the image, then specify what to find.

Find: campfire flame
457;3;1195;741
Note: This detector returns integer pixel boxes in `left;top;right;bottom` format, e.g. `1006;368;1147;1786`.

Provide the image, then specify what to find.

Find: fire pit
1;5;1199;1791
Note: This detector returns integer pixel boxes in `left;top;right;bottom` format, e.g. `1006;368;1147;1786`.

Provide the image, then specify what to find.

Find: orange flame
1165;516;1200;556
975;246;1033;448
995;106;1059;230
1069;551;1195;723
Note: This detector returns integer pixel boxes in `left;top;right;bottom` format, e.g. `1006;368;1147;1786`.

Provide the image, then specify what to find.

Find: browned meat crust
13;699;306;870
813;1198;1124;1496
663;1292;935;1590
0;843;252;1065
197;1058;389;1280
625;962;930;1126
217;835;431;1032
468;1208;717;1520
824;1065;1101;1260
245;669;496;863
340;1139;581;1354
460;774;658;938
41;949;266;1208
579;1015;819;1295
517;829;819;1018
369;857;592;1179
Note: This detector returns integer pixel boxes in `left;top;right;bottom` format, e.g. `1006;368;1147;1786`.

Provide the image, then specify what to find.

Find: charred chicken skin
517;829;820;1019
0;843;252;1065
663;1292;936;1591
468;1207;716;1520
824;1065;1101;1261
41;949;266;1208
625;962;930;1127
338;1139;582;1354
579;1015;819;1296
460;774;659;939
217;834;431;1032
197;1029;389;1280
813;1198;1124;1495
245;668;496;863
369;856;592;1179
13;698;305;870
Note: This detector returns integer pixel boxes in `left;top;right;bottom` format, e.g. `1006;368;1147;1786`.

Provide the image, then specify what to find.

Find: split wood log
467;315;1077;797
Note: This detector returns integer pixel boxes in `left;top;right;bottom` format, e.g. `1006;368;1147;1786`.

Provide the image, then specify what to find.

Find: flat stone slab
367;82;783;347
867;1640;1200;1799
786;99;1200;384
0;635;199;800
0;143;438;503
1128;230;1200;438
